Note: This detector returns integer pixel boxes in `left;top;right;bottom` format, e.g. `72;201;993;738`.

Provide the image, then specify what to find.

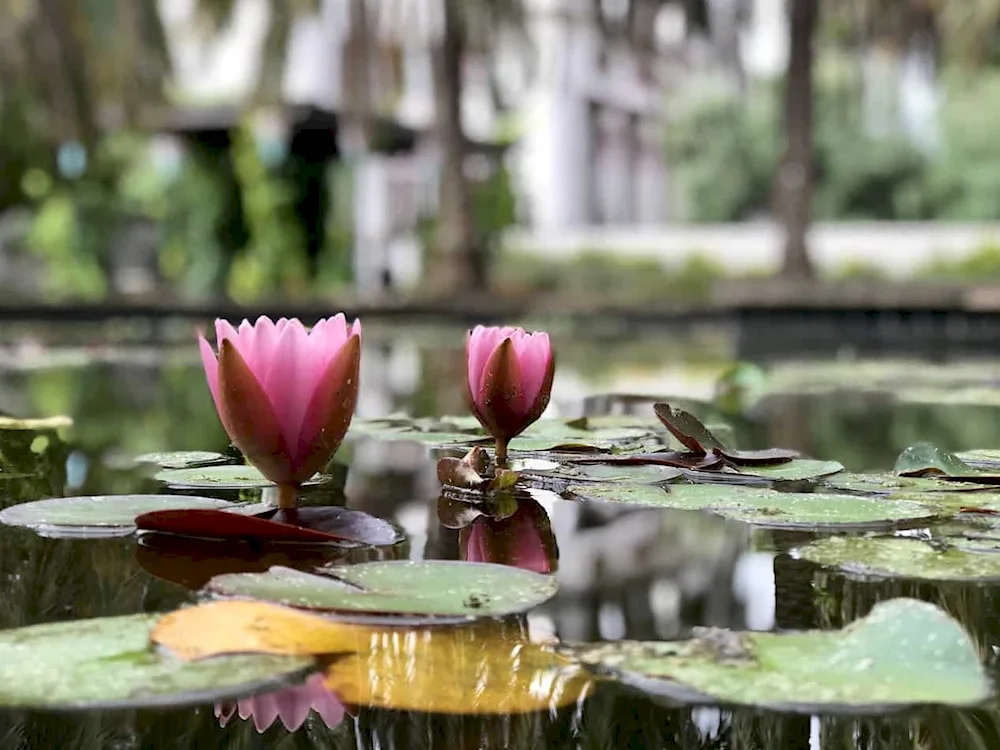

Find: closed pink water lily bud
199;315;361;498
215;673;346;733
466;325;554;464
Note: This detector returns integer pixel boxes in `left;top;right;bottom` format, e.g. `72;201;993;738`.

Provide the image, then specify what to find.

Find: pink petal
273;689;312;732
311;689;346;729
260;320;312;448
512;332;551;409
464;520;489;563
198;334;221;413
249;695;281;733
215;319;239;349
467;326;506;397
251;316;281;370
214;702;237;728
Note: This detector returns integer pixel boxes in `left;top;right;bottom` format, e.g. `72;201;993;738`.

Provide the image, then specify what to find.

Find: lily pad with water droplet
571;598;991;712
0;614;314;709
894;443;1000;483
155;465;327;490
795;535;1000;582
134;451;229;469
568;483;939;530
206;560;558;621
0;494;236;537
508;421;655;453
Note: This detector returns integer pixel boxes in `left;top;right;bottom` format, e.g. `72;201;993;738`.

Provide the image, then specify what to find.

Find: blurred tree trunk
774;0;818;280
430;0;482;295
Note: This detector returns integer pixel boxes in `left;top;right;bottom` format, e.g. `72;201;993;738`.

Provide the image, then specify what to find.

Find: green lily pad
795;536;1000;582
568;483;939;530
823;472;997;495
350;415;655;452
575;464;684;484
206;560;558;621
956;449;1000;470
0;494;236;537
349;416;486;446
572;598;991;712
155;465;326;489
508;422;655;453
0;614;313;709
736;459;844;481
894;443;999;482
134;451;229;469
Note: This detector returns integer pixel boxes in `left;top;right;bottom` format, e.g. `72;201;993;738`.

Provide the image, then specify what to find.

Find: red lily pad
135;534;345;590
653;403;725;453
134;507;402;547
653;403;798;464
718;448;800;466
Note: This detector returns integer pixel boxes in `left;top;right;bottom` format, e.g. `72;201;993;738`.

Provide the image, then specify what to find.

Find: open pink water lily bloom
466;326;554;463
215;674;346;733
199;315;361;488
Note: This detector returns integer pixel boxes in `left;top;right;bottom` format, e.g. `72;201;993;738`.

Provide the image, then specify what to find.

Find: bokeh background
4;0;1000;306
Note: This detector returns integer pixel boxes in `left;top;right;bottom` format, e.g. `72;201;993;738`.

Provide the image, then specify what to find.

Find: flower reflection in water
215;673;346;733
458;497;559;574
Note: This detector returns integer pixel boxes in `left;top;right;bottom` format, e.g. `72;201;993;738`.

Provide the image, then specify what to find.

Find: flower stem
277;483;298;510
494;438;508;468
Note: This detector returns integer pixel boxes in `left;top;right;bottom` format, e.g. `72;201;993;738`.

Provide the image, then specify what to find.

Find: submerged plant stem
277;484;298;510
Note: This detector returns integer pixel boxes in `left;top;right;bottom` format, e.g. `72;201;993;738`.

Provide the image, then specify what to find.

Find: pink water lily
199;315;361;503
466;325;554;465
215;673;345;733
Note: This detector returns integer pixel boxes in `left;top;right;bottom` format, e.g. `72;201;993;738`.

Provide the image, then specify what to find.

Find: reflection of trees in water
759;393;1000;471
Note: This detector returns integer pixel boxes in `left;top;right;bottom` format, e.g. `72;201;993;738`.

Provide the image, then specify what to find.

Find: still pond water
2;321;1000;749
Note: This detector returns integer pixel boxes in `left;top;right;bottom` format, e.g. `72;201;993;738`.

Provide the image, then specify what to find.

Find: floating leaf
573;464;685;484
134;451;229;469
152;600;366;660
570;451;723;471
0;614;314;709
653;403;798;464
823;472;998;495
151;601;590;715
956;449;1000;470
206;560;558;620
135;534;347;590
155;465;327;490
894;443;1000;482
653;403;724;453
568;483;939;530
731;459;844;482
572;599;991;712
0;494;235;537
325;619;592;714
135;506;401;547
349;416;486;446
795;536;1000;583
508;421;654;453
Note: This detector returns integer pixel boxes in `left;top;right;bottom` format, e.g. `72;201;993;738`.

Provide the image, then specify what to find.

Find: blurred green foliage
668;70;1000;223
